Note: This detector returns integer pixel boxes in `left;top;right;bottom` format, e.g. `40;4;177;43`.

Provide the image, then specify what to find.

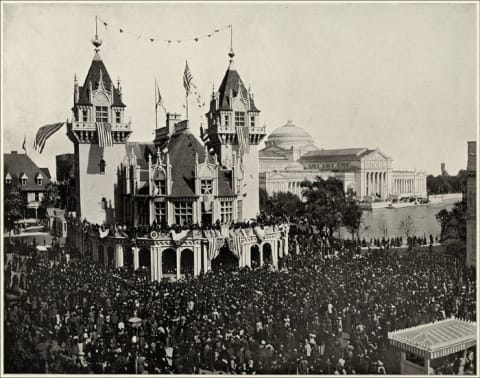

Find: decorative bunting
99;17;231;46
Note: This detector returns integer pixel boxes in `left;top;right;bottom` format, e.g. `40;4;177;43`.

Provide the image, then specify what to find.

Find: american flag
34;122;65;153
183;61;193;95
96;122;113;148
236;124;250;156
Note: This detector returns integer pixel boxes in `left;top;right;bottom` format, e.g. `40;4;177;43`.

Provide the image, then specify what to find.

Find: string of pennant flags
98;17;232;46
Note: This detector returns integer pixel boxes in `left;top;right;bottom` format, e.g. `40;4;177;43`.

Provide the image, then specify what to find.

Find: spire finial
92;16;103;52
228;24;235;62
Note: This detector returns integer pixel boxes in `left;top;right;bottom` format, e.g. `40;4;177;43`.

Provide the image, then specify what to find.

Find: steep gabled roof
77;53;125;107
155;130;235;198
3;152;51;191
125;142;156;170
217;64;259;112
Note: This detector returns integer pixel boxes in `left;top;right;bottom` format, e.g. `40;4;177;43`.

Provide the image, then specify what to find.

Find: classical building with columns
259;121;427;201
65;35;288;280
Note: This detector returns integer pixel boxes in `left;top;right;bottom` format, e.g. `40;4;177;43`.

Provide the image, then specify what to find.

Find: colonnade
393;177;426;195
91;237;289;282
268;180;302;196
364;171;388;198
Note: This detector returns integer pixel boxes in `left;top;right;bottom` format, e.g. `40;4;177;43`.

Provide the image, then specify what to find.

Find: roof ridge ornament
92;16;103;55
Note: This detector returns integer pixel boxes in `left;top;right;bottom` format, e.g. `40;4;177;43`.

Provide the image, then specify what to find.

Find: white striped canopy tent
388;317;476;360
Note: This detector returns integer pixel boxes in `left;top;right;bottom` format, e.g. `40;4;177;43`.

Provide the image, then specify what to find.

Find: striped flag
34;122;65;153
183;61;193;95
236;124;250;156
96;122;113;148
237;81;249;109
156;85;166;112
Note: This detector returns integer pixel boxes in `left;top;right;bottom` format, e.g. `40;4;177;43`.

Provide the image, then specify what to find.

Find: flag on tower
183;61;193;95
22;133;27;153
156;85;166;112
236;124;250;156
96;122;113;148
34;122;65;153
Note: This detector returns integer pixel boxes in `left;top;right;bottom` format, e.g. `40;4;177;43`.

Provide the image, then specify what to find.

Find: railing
71;121;131;131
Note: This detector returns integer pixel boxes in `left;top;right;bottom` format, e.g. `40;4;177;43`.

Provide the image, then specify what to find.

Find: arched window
152;168;166;195
99;159;106;174
101;197;107;210
5;173;12;185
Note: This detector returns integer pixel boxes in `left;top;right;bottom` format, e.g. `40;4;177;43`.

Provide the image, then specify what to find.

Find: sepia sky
2;2;477;179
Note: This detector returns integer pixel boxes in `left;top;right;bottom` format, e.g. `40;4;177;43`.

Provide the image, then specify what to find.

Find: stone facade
259;125;427;201
66;38;286;279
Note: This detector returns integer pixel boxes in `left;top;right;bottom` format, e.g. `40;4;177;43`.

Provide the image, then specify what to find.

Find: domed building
259;120;318;173
259;121;427;203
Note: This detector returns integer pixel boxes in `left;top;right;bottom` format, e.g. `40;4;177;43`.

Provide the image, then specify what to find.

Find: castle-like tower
67;34;132;225
204;48;266;220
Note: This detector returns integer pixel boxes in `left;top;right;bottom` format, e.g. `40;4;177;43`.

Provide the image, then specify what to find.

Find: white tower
67;32;132;225
204;48;266;220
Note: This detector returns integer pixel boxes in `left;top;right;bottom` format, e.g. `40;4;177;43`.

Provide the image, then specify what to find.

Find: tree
342;188;363;240
38;182;61;218
436;199;467;243
301;177;346;238
398;215;416;240
261;191;303;220
4;184;26;232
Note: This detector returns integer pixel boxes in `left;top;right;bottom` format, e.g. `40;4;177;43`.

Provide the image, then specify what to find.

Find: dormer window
35;173;43;186
99;159;106;174
20;173;28;187
82;110;88;122
5;173;12;185
115;111;121;124
225;114;230;127
153;168;166;195
95;106;108;122
250;115;255;128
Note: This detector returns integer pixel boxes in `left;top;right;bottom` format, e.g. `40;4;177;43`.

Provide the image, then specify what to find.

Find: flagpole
186;93;189;120
154;78;158;134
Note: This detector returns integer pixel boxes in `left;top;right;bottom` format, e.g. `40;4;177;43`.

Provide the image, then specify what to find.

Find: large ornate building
66;36;288;280
259;120;427;201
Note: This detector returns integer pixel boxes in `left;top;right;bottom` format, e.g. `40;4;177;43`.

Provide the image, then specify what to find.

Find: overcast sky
2;2;477;179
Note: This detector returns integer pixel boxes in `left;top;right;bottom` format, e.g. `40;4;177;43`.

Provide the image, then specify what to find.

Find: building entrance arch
180;249;194;276
263;243;272;265
162;248;177;275
139;247;151;269
212;246;239;272
107;246;115;267
251;245;260;268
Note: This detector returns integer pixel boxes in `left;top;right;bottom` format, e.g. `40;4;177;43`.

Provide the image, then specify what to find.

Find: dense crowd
4;230;476;375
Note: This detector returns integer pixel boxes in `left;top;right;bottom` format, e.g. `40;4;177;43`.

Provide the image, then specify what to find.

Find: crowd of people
360;234;437;249
4;228;476;375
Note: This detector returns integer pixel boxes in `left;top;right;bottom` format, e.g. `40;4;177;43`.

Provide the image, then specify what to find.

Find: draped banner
205;229;224;261
170;229;190;247
227;229;243;259
96;122;113;148
253;225;265;241
99;228;110;239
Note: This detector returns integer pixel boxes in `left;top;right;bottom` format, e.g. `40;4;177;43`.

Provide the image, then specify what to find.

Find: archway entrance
180;249;194;276
139;247;151;269
98;245;105;267
212;246;239;272
107;246;115;267
251;245;260;268
263;243;272;265
124;247;133;268
162;249;177;275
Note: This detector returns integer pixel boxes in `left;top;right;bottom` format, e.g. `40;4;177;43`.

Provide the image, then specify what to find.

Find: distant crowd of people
4;226;476;375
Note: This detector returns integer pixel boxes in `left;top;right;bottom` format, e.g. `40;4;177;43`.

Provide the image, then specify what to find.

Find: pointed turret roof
216;51;259;112
77;53;126;107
